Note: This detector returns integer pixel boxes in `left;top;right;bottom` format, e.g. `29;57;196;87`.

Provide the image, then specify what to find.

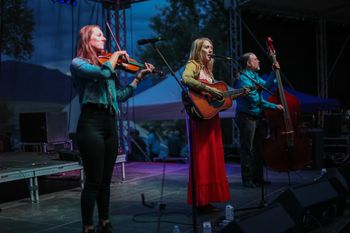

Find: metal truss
316;18;328;126
224;0;246;147
316;18;328;99
91;0;146;154
109;4;130;154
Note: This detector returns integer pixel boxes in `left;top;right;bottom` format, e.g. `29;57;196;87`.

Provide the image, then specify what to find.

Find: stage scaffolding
224;0;349;145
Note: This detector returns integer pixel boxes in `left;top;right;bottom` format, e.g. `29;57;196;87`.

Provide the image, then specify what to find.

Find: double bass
263;37;311;172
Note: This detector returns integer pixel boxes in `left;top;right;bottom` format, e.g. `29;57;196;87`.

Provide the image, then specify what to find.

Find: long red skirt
187;115;230;206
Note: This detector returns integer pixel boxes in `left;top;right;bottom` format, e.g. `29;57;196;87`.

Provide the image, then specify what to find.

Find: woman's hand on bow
108;50;129;69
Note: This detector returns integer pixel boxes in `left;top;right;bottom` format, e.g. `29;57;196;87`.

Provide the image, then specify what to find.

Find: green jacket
181;60;216;94
70;57;136;114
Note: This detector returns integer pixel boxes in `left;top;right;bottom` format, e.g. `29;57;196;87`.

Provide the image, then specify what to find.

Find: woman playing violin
70;25;154;233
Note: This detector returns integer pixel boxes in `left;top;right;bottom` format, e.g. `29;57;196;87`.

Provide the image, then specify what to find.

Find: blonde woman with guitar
182;37;246;213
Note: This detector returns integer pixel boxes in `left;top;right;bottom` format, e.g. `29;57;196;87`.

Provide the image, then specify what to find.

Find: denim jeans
76;105;118;225
235;112;265;184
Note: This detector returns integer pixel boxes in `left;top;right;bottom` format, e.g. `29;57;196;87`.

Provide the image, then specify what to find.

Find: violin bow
105;21;129;62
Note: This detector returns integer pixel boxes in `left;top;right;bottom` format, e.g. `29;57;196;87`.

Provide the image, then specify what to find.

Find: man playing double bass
234;52;284;188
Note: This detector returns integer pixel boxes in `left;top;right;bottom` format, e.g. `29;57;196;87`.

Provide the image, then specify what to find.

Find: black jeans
76;104;118;226
235;112;265;184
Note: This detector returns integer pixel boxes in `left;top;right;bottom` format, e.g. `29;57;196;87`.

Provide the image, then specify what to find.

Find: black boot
82;228;96;233
96;221;114;233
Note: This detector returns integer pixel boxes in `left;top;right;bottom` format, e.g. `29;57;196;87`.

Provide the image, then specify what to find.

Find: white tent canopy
63;66;236;132
127;67;236;122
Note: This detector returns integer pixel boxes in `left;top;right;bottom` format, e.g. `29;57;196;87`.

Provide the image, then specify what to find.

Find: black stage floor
0;153;349;233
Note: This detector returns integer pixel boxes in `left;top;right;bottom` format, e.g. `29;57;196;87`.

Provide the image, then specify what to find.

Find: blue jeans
235;112;265;184
76;104;118;226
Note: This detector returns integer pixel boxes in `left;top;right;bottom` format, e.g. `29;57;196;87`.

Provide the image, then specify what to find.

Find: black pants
235;112;265;184
76;104;118;226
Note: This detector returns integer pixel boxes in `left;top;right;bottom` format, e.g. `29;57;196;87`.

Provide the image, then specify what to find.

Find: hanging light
51;0;78;7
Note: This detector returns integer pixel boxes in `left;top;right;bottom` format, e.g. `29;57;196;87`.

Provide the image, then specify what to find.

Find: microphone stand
235;71;274;212
239;71;273;96
150;42;198;233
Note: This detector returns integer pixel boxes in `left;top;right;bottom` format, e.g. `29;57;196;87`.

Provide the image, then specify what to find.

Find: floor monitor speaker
338;163;350;189
220;204;295;233
274;180;340;231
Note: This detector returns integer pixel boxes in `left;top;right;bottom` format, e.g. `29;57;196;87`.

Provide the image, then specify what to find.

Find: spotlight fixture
51;0;78;7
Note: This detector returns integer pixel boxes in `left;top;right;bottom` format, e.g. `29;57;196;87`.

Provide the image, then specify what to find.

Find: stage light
51;0;78;7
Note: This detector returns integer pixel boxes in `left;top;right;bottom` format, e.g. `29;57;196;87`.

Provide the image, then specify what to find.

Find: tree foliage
0;0;35;60
137;0;231;83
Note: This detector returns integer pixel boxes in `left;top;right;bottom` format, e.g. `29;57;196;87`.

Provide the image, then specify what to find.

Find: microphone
210;54;232;61
137;37;164;45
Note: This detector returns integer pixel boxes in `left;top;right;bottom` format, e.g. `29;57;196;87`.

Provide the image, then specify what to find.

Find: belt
236;111;261;120
82;103;115;115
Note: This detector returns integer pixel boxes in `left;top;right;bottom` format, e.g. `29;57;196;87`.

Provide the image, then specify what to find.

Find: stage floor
0;159;349;233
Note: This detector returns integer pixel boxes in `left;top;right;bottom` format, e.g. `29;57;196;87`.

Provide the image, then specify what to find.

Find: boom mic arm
137;37;163;45
210;54;232;60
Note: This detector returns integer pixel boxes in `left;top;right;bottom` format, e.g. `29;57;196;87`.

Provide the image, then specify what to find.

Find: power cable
327;31;350;81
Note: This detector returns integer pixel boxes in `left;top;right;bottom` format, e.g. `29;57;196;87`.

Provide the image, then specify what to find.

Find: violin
102;21;163;77
98;52;163;76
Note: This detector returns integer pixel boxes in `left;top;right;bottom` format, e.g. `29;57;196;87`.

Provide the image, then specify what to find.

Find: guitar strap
181;62;204;121
181;89;202;121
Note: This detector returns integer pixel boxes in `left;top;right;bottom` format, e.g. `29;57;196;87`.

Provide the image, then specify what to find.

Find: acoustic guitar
186;81;256;120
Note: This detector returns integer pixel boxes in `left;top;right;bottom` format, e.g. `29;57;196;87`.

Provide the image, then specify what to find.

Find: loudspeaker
324;114;343;137
20;112;68;143
321;167;349;193
274;180;340;231
220;203;295;233
319;167;349;216
307;128;324;169
338;163;350;189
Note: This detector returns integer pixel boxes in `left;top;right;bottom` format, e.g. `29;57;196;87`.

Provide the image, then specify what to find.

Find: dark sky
22;0;168;74
240;11;350;107
3;1;349;107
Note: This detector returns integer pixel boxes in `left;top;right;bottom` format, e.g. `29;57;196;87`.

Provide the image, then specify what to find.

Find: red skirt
187;115;230;206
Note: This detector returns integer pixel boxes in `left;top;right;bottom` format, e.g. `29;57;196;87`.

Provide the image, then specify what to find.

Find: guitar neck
224;86;256;98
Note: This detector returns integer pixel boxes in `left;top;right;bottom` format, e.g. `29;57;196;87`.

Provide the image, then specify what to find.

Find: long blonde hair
188;37;214;73
76;25;101;65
